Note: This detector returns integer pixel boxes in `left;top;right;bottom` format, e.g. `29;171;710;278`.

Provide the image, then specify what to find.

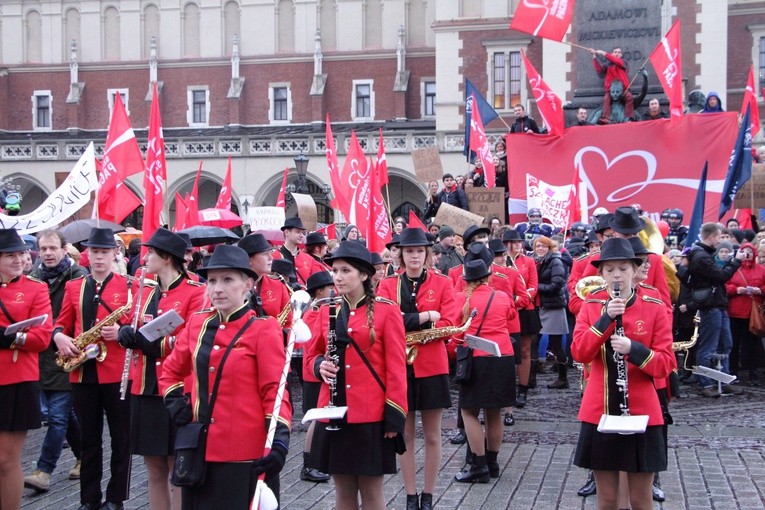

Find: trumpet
405;308;477;365
275;273;293;327
575;276;606;300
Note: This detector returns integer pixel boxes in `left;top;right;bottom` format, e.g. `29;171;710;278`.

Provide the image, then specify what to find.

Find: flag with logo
521;50;564;135
719;106;753;219
215;156;233;210
509;0;575;42
649;20;683;118
141;83;167;255
464;79;499;161
468;94;496;188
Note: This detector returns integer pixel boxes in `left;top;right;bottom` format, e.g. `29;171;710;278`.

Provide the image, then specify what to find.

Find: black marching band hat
463;225;491;245
627;236;650;257
608;207;646;235
593;213;614;233
305;232;327;246
463;259;492;281
591;238;644;268
0;229;29;253
502;229;522;242
197;244;258;279
465;242;494;266
238;233;272;255
176;232;194;251
271;258;296;279
370;252;385;266
82;228;117;249
307;271;334;294
385;233;401;250
281;217;306;231
397;227;433;247
488;239;506;255
325;240;375;275
143;228;188;261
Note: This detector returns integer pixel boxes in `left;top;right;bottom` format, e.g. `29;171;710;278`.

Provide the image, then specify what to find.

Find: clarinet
325;289;341;431
612;282;630;416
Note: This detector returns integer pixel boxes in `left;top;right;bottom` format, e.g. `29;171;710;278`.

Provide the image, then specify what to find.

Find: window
491;51;521;110
760;36;765;90
32;91;52;130
270;85;291;123
352;80;374;120
422;80;436;117
107;88;129;117
749;25;765;102
187;87;210;126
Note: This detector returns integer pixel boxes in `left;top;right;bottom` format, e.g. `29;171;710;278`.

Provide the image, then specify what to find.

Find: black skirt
518;308;542;335
181;461;278;510
302;381;321;415
0;381;41;431
573;422;667;473
407;370;452;411
459;355;516;409
130;394;175;456
310;421;400;476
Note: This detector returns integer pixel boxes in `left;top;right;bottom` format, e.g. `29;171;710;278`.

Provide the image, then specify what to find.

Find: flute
120;270;146;400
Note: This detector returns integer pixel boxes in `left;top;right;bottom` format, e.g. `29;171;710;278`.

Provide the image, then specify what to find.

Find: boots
454;454;490;483
24;470;50;492
420;492;433;510
547;363;569;389
405;494;419;510
486;450;500;478
300;452;330;482
68;459;81;480
528;362;538;389
516;385;528;408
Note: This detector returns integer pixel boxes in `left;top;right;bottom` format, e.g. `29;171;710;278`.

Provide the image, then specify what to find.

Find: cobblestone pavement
20;366;765;509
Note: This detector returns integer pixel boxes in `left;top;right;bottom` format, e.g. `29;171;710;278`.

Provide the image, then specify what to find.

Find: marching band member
117;228;205;510
0;229;53;510
377;228;457;510
371;253;386;290
451;260;517;483
571;238;673;510
53;228;132;510
159;245;291;509
238;233;292;326
306;241;407;510
296;232;331;285
272;217;308;286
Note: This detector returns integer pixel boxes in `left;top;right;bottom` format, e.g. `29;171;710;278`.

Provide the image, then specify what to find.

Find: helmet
660;208;671;222
527;208;542;225
571;222;587;237
668;208;683;226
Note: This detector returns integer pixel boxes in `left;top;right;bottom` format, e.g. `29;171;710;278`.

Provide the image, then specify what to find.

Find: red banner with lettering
649;20;683;119
509;0;574;42
506;113;739;225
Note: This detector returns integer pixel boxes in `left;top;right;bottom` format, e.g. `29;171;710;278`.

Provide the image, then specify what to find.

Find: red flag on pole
317;223;337;240
99;182;142;224
565;167;582;229
742;65;761;137
275;167;289;209
521;50;564;136
185;162;202;228
408;210;427;232
509;0;574;42
341;132;369;226
215;156;233;210
367;158;392;254
141;83;167;256
325;115;349;218
376;129;389;187
649;20;683;119
468;94;496;188
174;192;189;231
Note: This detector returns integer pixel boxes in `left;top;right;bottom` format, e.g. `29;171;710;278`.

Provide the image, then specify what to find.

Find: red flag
215;156;233;210
742;66;761;137
100;181;142;224
275;167;289;209
185;163;202;228
317;223;337;240
733;209;754;230
509;0;574;42
325;115;349;218
565;167;582;229
174;193;188;231
341;131;370;228
141;83;167;256
408;210;427;231
521;50;564;135
376;129;389;187
468;94;496;188
649;20;683;119
367;158;392;254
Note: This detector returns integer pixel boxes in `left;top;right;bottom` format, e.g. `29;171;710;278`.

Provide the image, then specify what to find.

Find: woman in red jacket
725;242;765;384
376;228;456;510
451;259;517;483
0;229;53;510
572;238;674;510
306;241;407;510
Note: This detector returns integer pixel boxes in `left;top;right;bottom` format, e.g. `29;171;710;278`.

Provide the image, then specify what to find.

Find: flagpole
557;40;592;52
626;58;651;90
94;183;101;228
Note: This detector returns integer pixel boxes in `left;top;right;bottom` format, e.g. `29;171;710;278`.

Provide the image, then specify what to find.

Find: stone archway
386;170;425;219
3;173;49;215
256;171;334;225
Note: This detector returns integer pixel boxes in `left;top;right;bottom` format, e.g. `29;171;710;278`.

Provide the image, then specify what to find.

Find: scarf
38;256;73;284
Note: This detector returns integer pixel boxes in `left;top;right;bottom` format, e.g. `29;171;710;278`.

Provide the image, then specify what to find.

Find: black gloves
251;443;287;477
165;389;193;426
0;328;16;349
118;326;162;357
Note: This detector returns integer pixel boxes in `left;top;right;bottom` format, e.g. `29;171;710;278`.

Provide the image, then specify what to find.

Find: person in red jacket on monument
0;228;53;510
589;46;634;123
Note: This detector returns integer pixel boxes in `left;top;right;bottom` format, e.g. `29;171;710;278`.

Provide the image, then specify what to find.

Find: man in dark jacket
509;104;541;134
437;173;469;211
435;226;463;273
686;222;746;397
24;230;87;491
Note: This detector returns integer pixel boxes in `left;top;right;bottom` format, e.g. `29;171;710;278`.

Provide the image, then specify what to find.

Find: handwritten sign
466;188;505;226
734;164;765;209
247;207;285;231
433;203;485;237
412;146;444;184
292;193;317;231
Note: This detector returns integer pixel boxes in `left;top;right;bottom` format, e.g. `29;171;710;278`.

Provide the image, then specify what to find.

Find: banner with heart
506;112;739;225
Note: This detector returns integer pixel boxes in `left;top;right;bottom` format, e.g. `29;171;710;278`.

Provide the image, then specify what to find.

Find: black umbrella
177;226;240;247
59;219;126;244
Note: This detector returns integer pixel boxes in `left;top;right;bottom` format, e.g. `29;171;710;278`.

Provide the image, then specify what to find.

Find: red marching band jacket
509;254;538;310
451;284;516;358
253;274;292;327
377;269;457;378
295;251;331;286
571;287;674;426
300;306;323;384
55;274;132;384
303;297;408;432
0;275;53;385
160;305;291;462
129;275;206;396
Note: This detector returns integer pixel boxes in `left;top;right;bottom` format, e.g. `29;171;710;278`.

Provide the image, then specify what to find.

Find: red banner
743;65;761;137
521;50;564;135
509;0;574;42
325;115;348;218
649;20;683;119
376;128;389;187
468;94;496;188
275;166;289;209
141;83;166;256
506;113;739;225
215;156;233;210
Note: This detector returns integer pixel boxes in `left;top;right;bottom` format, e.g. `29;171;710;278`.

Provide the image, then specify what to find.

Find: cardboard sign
466;188;505;226
411;146;444;184
433;203;485;237
734;164;765;209
247;207;285;231
292;193;317;231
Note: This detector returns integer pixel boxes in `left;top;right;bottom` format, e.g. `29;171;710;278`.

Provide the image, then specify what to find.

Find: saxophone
405;308;477;365
275;273;293;327
56;292;132;373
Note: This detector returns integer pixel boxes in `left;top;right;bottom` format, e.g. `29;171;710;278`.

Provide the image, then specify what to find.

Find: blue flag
464;79;499;161
686;162;708;247
719;105;752;219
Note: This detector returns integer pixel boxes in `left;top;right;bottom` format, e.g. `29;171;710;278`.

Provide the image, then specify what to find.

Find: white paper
5;314;48;336
597;414;649;435
692;366;737;384
139;311;184;342
464;334;501;357
301;406;348;425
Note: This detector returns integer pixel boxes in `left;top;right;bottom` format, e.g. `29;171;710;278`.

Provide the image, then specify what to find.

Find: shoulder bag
454;291;494;384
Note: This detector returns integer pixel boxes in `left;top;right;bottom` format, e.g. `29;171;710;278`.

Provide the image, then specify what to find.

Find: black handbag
454;291;494;384
171;316;256;487
690;286;714;306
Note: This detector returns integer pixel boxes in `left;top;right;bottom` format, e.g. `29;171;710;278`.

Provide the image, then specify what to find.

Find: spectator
437;174;469;210
701;91;724;113
573;107;589;126
435;226;464;274
423;181;442;221
644;98;668;120
510;104;541;134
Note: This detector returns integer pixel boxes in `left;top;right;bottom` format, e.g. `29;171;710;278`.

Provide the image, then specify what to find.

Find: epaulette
375;296;397;305
431;270;450;279
265;274;281;280
71;275;87;282
25;275;45;284
638;282;657;290
186;279;205;287
641;295;663;305
194;308;215;314
492;271;508;279
575;252;591;261
382;274;399;280
589;286;607;295
586;298;607;305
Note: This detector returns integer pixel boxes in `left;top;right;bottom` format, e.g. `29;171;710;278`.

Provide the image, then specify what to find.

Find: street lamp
293;153;310;194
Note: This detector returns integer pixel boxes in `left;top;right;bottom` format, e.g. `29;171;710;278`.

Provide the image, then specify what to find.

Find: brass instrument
639;216;680;301
405;309;477;365
275;273;293;327
673;310;700;352
575;276;606;300
56;292;133;373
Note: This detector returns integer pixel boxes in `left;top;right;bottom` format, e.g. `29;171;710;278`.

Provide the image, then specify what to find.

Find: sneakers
699;386;721;398
69;459;81;480
721;384;744;395
24;470;50;492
